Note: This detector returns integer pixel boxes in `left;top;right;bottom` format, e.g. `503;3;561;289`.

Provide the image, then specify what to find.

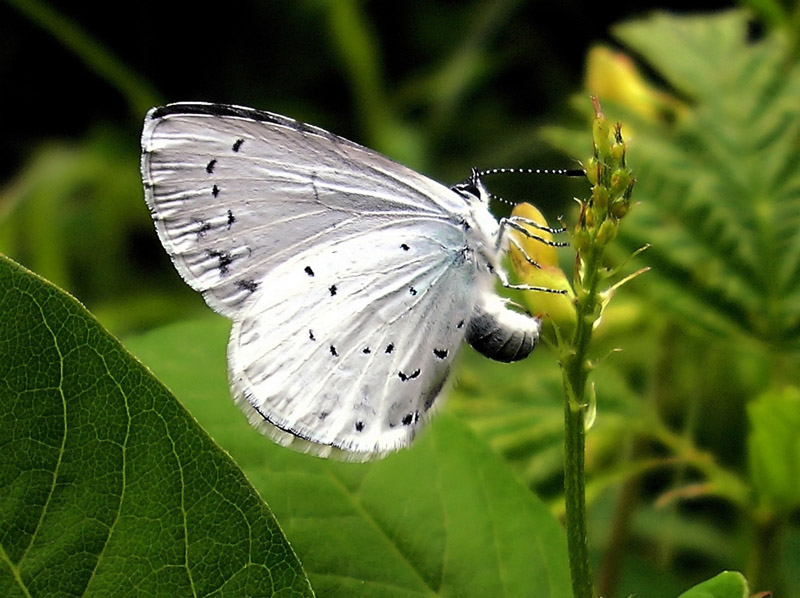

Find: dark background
1;0;731;181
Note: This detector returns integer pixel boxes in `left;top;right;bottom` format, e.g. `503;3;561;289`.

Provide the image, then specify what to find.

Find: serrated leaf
676;571;748;598
0;255;313;597
125;318;573;598
543;10;800;348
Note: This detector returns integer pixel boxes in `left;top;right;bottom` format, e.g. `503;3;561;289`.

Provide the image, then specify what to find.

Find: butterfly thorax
452;177;503;276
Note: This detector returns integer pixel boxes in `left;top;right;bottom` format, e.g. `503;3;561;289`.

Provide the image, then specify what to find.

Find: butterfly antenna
489;192;517;207
475;167;586;179
478;167;585;208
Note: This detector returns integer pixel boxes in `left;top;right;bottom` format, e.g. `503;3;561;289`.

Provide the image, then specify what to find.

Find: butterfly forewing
142;104;468;316
141;102;485;458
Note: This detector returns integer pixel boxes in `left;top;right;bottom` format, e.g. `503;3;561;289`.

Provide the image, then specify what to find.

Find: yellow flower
508;203;576;342
585;46;687;125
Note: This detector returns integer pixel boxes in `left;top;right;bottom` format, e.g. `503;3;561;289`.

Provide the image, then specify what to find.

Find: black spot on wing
398;368;421;382
385;343;394;354
362;347;371;354
400;243;410;251
309;329;315;341
212;184;220;197
330;345;338;357
329;285;337;296
208;250;233;275
409;287;417;296
433;348;448;359
227;209;235;228
236;279;258;293
457;320;465;329
304;266;315;277
355;421;365;432
232;138;244;152
206;159;217;173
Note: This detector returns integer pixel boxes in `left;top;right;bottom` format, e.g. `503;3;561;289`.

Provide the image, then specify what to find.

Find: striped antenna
478;167;586;208
488;193;517;207
475;167;586;178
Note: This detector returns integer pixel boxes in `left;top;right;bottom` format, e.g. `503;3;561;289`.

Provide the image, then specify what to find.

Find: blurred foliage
2;1;800;597
0;128;207;332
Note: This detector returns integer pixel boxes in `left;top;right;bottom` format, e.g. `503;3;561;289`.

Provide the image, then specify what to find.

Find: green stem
561;245;602;598
563;392;592;598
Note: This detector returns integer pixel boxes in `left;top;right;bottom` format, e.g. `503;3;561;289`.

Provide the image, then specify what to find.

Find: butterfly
140;102;564;460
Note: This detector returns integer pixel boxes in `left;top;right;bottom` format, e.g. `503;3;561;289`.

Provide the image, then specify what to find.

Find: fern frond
544;10;800;348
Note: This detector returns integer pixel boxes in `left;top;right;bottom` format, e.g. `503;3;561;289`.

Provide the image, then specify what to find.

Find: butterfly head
452;168;491;205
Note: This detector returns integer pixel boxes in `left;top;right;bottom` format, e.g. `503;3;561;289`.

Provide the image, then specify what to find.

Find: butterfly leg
507;234;541;268
494;266;568;294
496;216;568;250
492;217;568;294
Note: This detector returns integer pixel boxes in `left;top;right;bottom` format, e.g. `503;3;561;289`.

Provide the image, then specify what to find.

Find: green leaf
0;255;313;597
125;318;572;598
748;386;800;513
676;571;748;598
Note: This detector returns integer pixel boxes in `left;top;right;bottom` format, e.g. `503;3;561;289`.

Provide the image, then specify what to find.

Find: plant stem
521;98;633;598
562;246;601;598
563;391;593;598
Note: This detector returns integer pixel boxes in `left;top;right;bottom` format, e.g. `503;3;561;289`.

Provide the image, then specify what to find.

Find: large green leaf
125;317;572;598
544;10;800;348
0;255;313;597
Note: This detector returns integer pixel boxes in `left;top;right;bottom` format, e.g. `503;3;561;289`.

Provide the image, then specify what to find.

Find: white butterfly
141;102;559;460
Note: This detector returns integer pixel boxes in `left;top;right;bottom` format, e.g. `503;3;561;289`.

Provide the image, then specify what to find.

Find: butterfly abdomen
465;292;540;363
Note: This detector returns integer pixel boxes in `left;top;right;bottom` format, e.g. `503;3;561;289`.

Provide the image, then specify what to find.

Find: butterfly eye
452;180;480;199
452;174;490;204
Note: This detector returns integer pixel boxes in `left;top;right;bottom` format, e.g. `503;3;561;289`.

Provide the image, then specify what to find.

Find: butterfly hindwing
228;221;477;457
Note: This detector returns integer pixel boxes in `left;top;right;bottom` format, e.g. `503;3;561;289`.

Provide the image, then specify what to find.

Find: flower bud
585;157;598;185
585;207;596;228
596;218;618;245
610;169;630;197
611;198;630;219
573;227;591;254
592;184;609;212
611;139;626;164
593;115;611;159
